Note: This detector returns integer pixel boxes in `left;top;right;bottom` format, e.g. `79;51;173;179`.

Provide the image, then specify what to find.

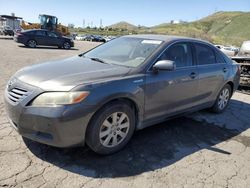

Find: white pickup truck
231;41;250;87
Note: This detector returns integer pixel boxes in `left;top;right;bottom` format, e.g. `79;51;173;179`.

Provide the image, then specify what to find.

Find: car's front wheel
63;42;71;49
211;84;232;113
86;102;135;155
27;40;37;48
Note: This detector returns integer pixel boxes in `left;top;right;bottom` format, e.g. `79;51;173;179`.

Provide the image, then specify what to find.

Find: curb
0;37;13;40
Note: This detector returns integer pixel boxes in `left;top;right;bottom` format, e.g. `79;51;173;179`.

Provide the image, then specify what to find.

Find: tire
86;102;135;155
27;40;37;48
211;84;232;113
63;42;71;49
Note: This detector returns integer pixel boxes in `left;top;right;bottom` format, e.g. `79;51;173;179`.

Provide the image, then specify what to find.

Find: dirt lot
0;39;250;188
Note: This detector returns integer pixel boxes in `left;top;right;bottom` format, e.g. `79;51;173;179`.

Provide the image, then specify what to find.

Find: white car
215;45;239;57
75;34;87;41
103;36;116;42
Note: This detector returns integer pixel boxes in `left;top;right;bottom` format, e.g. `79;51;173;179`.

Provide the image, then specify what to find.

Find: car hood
14;56;131;91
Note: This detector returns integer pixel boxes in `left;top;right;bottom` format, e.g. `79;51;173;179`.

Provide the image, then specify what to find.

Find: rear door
144;42;199;120
194;42;230;104
34;30;47;45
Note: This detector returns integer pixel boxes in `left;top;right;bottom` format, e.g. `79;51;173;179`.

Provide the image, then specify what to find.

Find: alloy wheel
218;88;230;110
63;42;70;49
99;112;130;148
28;40;36;48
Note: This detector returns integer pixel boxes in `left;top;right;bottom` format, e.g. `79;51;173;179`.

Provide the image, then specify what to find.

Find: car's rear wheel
86;102;135;155
63;42;71;49
211;84;231;113
27;40;37;48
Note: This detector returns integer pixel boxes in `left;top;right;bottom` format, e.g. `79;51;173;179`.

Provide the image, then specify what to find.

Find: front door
46;31;60;46
144;42;199;120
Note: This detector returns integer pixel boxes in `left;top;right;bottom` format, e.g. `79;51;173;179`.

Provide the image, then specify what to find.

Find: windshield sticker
141;40;162;45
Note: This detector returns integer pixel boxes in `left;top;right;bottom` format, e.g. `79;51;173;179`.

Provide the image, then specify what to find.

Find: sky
0;0;249;27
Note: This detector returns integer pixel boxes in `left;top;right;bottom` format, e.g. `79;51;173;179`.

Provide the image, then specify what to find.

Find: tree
68;23;75;29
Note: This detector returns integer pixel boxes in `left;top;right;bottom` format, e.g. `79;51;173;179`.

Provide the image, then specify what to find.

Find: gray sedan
4;35;240;154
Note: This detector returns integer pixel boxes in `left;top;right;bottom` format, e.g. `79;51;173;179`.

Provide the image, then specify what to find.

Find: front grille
7;87;29;103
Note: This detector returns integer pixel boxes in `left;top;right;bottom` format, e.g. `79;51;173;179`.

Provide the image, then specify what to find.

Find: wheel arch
86;96;142;135
26;39;37;46
226;81;234;97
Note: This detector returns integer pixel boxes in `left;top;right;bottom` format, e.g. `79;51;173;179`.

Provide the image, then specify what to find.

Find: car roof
123;34;210;44
22;29;50;32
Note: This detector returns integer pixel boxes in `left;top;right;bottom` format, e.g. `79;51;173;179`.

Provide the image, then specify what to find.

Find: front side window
84;37;162;68
159;43;193;68
195;43;216;65
36;30;46;36
47;32;58;38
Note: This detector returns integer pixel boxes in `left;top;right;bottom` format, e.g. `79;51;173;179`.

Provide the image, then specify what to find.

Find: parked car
0;25;14;36
14;29;74;49
70;33;77;40
93;35;106;42
4;35;240;154
85;34;106;42
75;34;87;41
103;35;116;42
215;45;239;57
231;41;250;86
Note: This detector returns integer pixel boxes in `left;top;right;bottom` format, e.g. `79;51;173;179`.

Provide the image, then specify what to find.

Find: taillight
16;33;23;36
237;65;241;74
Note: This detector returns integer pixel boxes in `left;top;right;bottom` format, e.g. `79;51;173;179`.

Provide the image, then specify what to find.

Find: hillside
149;11;250;46
74;11;250;46
108;21;137;30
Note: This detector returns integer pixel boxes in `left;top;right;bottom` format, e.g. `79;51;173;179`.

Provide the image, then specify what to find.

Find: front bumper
4;80;95;147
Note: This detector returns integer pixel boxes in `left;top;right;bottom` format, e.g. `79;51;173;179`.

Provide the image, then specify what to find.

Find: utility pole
100;19;103;28
82;19;85;28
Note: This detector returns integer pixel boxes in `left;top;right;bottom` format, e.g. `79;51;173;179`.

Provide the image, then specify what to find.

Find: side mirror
153;60;176;72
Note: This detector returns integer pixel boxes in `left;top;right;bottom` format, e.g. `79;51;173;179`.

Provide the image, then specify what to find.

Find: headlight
31;91;89;107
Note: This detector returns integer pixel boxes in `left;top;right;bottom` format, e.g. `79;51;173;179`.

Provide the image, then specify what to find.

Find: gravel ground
0;39;250;188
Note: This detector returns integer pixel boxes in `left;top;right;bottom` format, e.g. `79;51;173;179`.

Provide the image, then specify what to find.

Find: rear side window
24;30;35;35
215;51;226;64
35;30;46;36
159;43;193;68
195;43;216;65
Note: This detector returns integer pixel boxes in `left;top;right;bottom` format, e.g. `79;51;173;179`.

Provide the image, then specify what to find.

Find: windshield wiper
90;57;107;64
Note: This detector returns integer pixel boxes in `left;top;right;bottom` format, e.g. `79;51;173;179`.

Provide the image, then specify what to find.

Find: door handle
189;72;197;79
223;68;228;73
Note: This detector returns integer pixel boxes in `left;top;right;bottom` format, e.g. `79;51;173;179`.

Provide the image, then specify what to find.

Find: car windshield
83;37;163;67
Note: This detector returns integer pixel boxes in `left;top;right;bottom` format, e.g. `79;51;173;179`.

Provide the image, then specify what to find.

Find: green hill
149;11;250;46
73;11;250;46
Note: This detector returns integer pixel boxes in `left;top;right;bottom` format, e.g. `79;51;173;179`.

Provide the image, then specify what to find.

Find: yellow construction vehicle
21;14;70;36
